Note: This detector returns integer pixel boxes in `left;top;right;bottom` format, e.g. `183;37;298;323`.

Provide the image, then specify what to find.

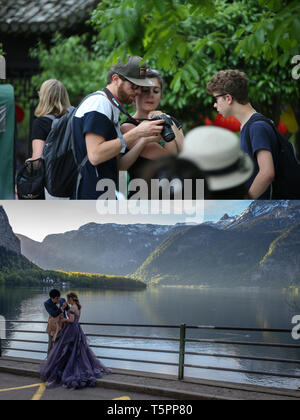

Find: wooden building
0;0;99;167
0;0;99;80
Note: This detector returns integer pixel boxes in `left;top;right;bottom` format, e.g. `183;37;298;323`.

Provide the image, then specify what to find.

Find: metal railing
1;320;300;382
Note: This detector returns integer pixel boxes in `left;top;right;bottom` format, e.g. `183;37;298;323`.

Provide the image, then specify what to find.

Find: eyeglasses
213;93;228;102
118;74;141;91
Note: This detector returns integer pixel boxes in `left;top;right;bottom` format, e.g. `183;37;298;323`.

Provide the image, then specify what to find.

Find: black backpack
43;92;102;198
245;115;300;199
16;158;45;200
16;114;54;200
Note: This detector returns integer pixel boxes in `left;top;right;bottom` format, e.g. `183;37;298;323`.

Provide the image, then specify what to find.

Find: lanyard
102;88;139;124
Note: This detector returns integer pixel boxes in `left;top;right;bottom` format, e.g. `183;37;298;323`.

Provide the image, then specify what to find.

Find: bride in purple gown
40;292;112;389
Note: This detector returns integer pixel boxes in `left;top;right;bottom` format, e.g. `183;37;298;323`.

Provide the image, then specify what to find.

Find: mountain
228;200;300;230
14;201;300;287
0;206;21;254
134;201;300;287
18;223;191;275
0;207;43;285
0;206;41;278
134;224;277;286
207;200;300;231
0;208;146;290
0;245;37;274
0;243;146;290
249;222;300;284
204;213;239;229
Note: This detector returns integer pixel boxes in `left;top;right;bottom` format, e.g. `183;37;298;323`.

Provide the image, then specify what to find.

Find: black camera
151;114;175;142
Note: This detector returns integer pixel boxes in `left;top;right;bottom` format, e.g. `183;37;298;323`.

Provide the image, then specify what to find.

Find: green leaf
210;41;225;59
170;72;182;93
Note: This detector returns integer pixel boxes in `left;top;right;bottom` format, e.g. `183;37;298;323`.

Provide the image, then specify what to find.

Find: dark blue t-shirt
240;113;279;199
73;93;120;200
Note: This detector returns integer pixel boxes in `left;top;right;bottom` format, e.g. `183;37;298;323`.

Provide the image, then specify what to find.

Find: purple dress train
40;306;112;389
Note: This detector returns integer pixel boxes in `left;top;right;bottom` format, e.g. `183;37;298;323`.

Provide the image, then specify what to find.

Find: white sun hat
180;126;254;191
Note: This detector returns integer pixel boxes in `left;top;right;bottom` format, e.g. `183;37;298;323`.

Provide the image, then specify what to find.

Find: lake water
1;285;300;390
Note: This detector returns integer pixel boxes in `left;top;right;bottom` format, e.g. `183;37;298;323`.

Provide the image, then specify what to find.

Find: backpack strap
102;87;138;122
101;89;134;153
43;114;56;120
97;91;115;123
75;156;89;199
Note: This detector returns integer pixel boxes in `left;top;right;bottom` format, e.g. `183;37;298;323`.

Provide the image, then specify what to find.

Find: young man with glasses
206;70;279;199
72;56;164;199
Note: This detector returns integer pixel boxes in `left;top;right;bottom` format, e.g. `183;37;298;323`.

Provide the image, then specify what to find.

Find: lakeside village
42;276;69;288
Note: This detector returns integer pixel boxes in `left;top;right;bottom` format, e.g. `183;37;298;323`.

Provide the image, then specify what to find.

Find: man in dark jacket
44;289;69;354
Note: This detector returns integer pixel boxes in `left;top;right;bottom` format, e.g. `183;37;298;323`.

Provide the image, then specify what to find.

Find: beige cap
180;126;254;191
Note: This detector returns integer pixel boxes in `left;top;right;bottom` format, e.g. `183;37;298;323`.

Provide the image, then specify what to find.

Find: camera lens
152;114;175;142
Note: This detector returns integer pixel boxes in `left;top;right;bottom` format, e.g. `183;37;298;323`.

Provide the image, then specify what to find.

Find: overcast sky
0;200;252;242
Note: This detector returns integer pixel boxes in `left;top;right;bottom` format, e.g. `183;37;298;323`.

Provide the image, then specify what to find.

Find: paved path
1;357;300;400
0;372;172;401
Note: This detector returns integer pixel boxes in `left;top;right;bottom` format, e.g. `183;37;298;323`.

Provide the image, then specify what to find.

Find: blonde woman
31;79;71;159
29;79;71;199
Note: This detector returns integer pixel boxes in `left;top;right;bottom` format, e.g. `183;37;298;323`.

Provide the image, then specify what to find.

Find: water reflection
1;286;300;389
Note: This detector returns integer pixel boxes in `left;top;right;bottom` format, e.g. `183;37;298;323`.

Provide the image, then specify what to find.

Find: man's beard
117;83;134;105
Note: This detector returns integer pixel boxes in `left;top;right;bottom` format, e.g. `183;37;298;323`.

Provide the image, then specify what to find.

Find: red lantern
15;104;25;124
204;116;213;126
213;114;241;132
278;121;287;136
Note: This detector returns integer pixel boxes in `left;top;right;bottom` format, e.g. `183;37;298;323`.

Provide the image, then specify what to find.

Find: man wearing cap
73;56;164;199
206;70;279;199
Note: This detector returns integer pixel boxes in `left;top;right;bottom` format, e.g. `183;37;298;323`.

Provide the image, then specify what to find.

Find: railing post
0;315;4;358
178;324;186;380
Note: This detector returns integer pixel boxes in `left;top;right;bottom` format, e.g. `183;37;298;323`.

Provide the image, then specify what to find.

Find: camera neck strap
102;88;139;124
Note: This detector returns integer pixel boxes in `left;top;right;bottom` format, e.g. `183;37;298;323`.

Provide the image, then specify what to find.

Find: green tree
89;0;300;149
236;0;300;68
31;1;300;150
30;34;106;105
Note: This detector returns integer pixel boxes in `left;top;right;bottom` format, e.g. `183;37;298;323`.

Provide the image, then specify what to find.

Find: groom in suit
44;289;69;354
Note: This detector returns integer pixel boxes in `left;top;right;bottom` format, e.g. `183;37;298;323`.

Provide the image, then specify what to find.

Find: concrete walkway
1;356;300;400
0;371;173;401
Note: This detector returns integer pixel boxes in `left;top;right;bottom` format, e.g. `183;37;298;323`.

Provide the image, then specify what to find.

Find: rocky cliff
0;206;21;254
